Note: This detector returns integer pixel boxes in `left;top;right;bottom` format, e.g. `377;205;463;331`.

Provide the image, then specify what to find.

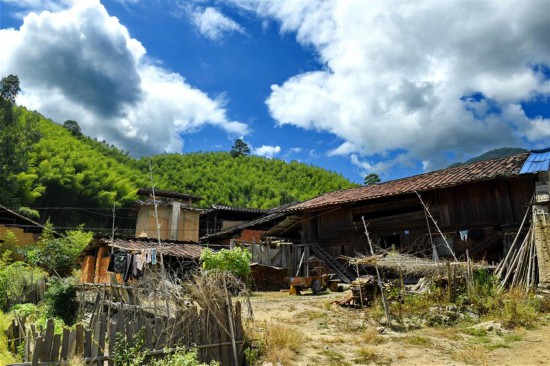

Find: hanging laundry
136;253;146;271
112;253;127;274
107;253;115;272
145;249;152;264
132;255;139;279
459;230;469;241
151;248;157;265
123;254;133;281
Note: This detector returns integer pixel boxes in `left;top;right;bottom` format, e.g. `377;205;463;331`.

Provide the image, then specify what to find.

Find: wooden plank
25;330;31;362
129;321;137;345
60;328;70;360
50;333;61;361
108;320;117;366
67;329;76;359
154;318;165;349
218;308;231;366
144;322;153;350
209;311;221;364
234;301;244;366
198;309;209;363
41;319;55;361
75;324;84;356
91;321;100;358
166;317;176;347
31;336;42;366
98;313;107;357
84;329;92;358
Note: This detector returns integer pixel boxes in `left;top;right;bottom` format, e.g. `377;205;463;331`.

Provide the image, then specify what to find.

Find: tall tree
0;75;20;103
0;75;40;207
230;138;250;157
63;120;82;137
364;173;381;185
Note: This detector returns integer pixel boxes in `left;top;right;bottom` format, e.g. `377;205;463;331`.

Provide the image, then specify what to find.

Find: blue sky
1;0;550;184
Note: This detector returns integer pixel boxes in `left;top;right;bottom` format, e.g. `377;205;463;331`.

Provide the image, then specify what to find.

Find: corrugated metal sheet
519;149;550;174
286;152;531;212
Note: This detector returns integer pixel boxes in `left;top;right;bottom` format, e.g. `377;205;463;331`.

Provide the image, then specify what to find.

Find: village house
80;188;216;284
0;204;44;260
274;150;550;283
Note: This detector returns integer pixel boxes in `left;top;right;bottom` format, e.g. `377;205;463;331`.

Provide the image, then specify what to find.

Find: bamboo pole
415;191;457;262
495;205;531;276
361;217;391;326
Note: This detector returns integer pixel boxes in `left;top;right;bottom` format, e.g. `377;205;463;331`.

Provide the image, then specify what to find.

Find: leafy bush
200;247;252;278
0;311;19;364
25;220;93;276
150;348;217;366
113;328;147;366
0;261;46;311
44;277;78;325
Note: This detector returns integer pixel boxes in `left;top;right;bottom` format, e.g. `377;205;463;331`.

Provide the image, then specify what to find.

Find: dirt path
247;291;550;366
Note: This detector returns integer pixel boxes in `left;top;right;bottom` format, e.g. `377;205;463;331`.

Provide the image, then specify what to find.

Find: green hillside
448;147;528;168
2;106;356;228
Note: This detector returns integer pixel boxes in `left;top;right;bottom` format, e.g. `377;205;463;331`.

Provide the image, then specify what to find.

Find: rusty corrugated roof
286;152;531;212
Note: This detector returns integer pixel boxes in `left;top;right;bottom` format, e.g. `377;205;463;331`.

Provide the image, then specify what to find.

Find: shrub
113;328;147;366
0;261;46;311
25;220;93;276
44;277;78;326
150;348;217;366
200;247;251;278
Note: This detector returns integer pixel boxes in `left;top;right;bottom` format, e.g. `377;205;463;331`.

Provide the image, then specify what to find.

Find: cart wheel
328;281;339;292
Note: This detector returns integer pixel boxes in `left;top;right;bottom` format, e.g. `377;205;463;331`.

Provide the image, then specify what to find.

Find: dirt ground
246;290;550;366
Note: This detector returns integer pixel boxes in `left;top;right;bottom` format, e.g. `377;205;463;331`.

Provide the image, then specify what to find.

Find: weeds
354;346;377;364
245;321;305;365
404;335;431;346
451;345;489;365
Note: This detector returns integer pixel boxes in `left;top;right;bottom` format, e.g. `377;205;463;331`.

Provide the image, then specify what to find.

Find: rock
376;326;386;333
472;321;508;333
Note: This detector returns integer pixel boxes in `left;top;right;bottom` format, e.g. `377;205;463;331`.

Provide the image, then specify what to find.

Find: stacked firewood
337;276;376;307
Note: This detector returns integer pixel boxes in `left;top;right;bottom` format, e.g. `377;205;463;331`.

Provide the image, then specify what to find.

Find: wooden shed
284;152;539;281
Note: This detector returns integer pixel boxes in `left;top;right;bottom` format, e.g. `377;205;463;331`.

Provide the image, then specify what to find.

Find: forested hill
447;147;528;168
4;106;356;228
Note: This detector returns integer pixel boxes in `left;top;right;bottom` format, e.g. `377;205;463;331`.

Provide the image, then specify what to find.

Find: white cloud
289;147;302;154
254;145;281;158
232;0;550;171
190;6;244;40
0;0;248;155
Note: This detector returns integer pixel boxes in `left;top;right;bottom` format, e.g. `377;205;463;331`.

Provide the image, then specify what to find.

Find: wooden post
223;276;239;366
356;264;363;308
446;261;452;303
466;249;472;297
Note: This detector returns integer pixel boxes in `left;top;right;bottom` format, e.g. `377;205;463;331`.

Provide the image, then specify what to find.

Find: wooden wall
300;176;535;260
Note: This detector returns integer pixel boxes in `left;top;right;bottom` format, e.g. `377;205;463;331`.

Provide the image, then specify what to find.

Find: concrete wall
135;205;199;242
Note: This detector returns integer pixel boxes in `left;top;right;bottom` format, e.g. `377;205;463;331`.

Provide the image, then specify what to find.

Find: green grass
404;335;431;346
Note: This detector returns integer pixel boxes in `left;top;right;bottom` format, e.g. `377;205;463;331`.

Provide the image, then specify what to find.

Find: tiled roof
0;204;44;229
100;237;208;259
137;188;202;202
286;152;531;212
200;202;297;241
209;204;268;214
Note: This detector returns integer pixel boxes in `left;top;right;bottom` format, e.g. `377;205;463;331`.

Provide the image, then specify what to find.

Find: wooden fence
6;283;245;365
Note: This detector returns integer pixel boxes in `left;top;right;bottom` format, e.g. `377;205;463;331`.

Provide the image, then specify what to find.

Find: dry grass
246;321;305;365
354;346;378;364
451;345;489;366
355;326;385;345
